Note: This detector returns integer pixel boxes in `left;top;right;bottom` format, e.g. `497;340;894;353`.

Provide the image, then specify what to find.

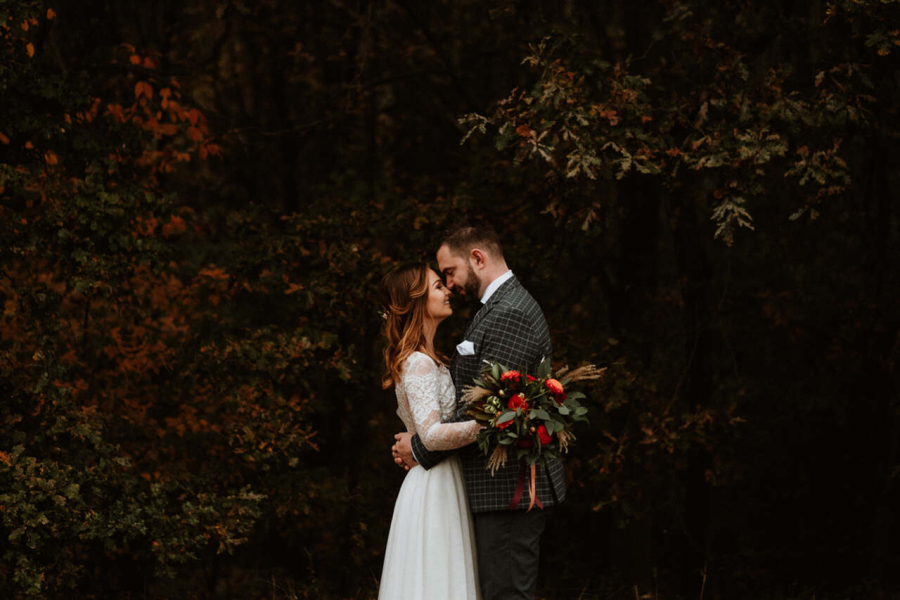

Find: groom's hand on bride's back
392;432;418;470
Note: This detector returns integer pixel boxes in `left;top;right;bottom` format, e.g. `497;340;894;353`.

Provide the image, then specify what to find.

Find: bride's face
425;269;452;322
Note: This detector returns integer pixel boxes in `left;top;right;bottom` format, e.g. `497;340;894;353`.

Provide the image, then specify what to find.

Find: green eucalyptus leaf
496;411;516;424
537;357;552;379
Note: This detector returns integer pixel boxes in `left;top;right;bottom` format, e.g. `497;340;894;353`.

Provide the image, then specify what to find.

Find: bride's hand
392;432;417;470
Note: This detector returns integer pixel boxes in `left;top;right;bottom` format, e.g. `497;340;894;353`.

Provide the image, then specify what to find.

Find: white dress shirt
479;270;513;304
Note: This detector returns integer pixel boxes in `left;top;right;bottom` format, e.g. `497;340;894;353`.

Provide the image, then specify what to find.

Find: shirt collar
479;270;513;304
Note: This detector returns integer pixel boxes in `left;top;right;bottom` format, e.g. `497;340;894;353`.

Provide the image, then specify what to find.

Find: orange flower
545;378;566;404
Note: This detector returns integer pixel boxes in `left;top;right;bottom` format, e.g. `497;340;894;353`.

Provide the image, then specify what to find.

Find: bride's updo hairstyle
379;263;448;389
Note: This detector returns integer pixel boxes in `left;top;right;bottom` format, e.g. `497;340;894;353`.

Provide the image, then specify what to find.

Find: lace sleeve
404;354;481;452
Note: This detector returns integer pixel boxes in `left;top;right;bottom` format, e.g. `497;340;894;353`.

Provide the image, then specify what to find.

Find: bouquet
463;357;604;510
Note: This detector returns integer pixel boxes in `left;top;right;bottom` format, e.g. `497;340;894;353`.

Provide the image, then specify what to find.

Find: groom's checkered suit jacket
410;276;566;513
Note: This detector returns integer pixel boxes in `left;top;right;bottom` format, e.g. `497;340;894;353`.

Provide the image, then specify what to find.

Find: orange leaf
21;20;29;31
47;8;56;20
26;43;35;58
0;132;8;145
187;126;202;142
515;124;532;138
130;54;141;65
161;215;186;237
142;56;156;69
25;141;34;149
44;151;58;165
134;81;152;99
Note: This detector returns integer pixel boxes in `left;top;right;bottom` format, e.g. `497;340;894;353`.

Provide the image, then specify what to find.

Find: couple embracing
378;225;565;599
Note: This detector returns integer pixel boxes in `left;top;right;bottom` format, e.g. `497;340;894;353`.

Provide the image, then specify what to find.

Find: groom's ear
470;249;487;269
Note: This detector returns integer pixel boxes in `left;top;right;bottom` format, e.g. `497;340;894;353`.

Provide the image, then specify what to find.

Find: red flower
500;370;522;386
507;393;529;412
545;378;567;404
526;375;536;382
537;424;553;445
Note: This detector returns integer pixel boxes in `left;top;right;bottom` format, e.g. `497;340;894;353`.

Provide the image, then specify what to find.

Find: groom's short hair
441;225;504;260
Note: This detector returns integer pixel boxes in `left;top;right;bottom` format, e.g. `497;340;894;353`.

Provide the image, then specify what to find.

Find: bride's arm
405;356;481;452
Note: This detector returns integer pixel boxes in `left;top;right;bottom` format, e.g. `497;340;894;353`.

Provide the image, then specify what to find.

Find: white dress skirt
378;352;481;600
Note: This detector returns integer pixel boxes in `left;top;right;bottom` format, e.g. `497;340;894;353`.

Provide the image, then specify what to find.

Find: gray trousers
473;508;551;600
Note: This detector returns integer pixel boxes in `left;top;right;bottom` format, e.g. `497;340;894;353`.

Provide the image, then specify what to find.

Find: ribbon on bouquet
509;459;543;512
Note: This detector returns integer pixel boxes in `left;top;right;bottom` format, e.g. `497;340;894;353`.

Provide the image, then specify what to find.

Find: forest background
1;0;898;598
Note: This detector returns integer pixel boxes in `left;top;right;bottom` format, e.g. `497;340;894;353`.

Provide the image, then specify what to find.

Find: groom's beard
463;264;481;300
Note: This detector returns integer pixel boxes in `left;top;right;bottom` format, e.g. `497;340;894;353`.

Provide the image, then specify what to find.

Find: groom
392;224;566;599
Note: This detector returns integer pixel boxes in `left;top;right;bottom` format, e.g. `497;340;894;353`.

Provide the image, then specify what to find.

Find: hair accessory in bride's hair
379;308;389;321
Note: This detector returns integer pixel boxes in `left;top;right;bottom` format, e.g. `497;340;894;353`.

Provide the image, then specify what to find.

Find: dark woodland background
1;0;899;598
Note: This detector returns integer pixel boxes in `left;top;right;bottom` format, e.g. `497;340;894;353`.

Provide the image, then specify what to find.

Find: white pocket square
456;340;475;356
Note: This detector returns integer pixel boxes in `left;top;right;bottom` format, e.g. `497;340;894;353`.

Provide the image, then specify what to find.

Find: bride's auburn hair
379;263;448;389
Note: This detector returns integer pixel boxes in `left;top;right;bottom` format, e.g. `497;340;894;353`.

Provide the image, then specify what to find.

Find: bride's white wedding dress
378;351;482;600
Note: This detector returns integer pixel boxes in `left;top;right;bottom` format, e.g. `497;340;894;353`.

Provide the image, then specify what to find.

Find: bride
377;263;482;600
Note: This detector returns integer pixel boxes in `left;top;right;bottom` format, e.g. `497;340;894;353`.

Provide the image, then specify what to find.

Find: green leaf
558;405;570;415
491;362;502;382
496;411;516;424
530;409;550;421
545;420;564;434
62;483;81;499
537;357;552;379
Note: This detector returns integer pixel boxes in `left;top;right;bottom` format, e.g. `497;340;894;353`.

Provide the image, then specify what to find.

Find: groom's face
437;245;482;300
